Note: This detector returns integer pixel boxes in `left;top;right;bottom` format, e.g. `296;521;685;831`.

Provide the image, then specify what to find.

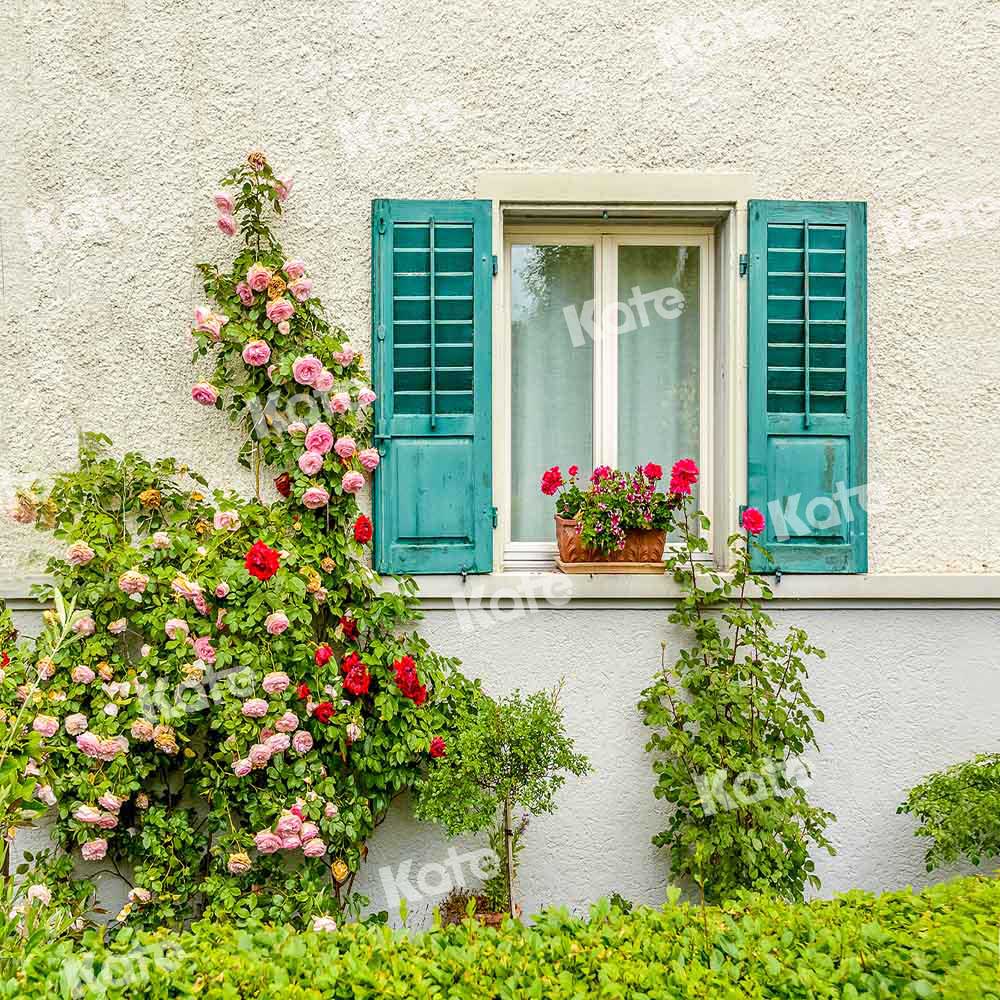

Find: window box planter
554;515;666;574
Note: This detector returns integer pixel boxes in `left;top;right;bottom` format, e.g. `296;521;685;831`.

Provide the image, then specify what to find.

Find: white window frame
499;223;715;571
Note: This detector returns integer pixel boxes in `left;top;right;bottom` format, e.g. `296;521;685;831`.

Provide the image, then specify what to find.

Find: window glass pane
510;244;594;542
617;245;700;493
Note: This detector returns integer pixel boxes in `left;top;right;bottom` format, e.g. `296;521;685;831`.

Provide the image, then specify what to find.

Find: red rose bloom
393;654;427;706
567;465;579;477
313;701;335;723
343;663;371;696
341;651;361;675
668;458;700;496
339;615;358;641
314;644;333;667
296;682;311;700
643;462;663;481
540;466;563;496
741;506;766;536
274;472;292;498
353;514;372;544
244;540;281;581
429;736;446;758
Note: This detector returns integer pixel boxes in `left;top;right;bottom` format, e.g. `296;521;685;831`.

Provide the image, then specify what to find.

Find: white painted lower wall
11;601;998;926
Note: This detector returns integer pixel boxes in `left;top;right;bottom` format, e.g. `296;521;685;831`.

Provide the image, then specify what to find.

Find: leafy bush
414;686;590;916
900;753;1000;870
0;153;481;928
639;466;835;903
6;876;999;999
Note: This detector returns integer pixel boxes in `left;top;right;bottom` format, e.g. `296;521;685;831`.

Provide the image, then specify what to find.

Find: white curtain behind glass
510;245;594;542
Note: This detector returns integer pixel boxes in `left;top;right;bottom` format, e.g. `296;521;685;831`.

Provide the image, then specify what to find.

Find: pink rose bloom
292;730;314;754
71;665;96;684
334;436;357;459
242;340;271;366
332;347;355;367
175;575;201;601
217;214;237;237
358;388;377;406
280;833;301;850
254;830;282;855
302;838;327;859
275;812;302;837
278;321;290;335
227;853;252;875
266;298;294;324
324;801;338;819
193;306;228;341
305;422;334;454
275;176;293;201
249;743;272;768
302;487;330;509
73;617;96;637
313;915;338;932
118;570;149;595
77;732;102;757
242;698;269;719
298;450;324;475
33;715;58;738
99;736;129;762
275;711;299;733
131;719;154;741
289;277;313;302
193;636;216;663
265;732;291;754
98;793;123;813
292;355;323;385
342;472;365;495
64;713;88;736
81;839;108;862
74;805;102;824
192;382;219;406
214;191;235;214
247;263;272;292
299;822;319;842
66;540;95;565
313;369;334;392
164;618;189;640
328;392;350;414
108;618;127;635
152;531;171;549
287;421;307;435
264;613;290;637
283;259;306;279
36;785;56;807
235;280;254;306
232;758;252;777
213;510;241;531
741;506;766;536
262;670;290;694
215;582;231;600
358;448;380;472
96;812;118;830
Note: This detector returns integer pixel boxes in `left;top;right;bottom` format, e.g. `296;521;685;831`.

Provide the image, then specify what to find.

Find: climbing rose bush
4;153;480;929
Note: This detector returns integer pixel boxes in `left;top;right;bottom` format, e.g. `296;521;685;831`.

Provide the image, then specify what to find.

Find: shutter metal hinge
376;323;385;341
739;254;749;277
377;215;386;236
491;506;498;528
492;254;498;276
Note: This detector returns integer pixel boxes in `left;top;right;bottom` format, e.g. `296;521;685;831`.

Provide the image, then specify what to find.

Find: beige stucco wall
1;0;999;578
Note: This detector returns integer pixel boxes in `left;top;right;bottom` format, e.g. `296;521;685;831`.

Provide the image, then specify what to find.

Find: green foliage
639;503;835;903
899;753;1000;870
415;686;590;911
1;154;482;929
6;876;999;999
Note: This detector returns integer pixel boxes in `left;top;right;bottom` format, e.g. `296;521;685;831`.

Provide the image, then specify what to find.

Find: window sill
385;572;1000;609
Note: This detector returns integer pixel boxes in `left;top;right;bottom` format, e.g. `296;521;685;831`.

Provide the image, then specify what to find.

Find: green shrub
900;753;1000;870
6;876;999;999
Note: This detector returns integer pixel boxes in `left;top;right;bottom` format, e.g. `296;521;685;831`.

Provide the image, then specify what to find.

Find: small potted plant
415;684;590;922
541;461;695;573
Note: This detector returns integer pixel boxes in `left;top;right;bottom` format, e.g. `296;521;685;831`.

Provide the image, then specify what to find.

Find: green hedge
8;876;999;999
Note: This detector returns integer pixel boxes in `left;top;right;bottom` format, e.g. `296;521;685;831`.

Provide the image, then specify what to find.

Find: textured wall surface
3;0;999;924
1;0;1000;575
10;604;998;922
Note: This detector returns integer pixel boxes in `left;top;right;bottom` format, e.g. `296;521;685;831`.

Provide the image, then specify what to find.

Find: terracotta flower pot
554;515;666;573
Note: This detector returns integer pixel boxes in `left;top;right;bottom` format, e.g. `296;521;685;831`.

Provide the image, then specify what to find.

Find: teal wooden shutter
747;200;868;574
371;199;493;574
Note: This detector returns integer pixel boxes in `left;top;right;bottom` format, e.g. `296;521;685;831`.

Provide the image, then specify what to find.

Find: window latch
739;254;749;277
774;566;782;585
460;567;469;584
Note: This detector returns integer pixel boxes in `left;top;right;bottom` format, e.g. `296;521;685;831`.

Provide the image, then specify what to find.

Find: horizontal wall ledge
4;574;1000;613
